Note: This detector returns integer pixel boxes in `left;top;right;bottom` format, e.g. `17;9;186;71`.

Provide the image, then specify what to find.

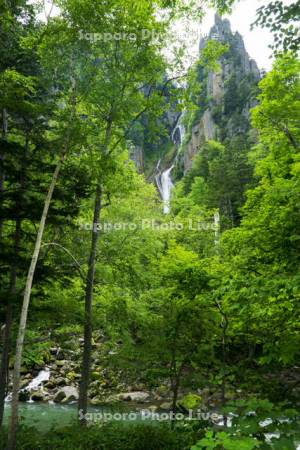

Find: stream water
3;403;80;431
3;403;156;432
4;402;300;449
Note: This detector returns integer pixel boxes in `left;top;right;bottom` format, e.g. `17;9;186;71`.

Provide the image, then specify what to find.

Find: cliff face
130;15;260;182
131;145;144;174
183;14;261;172
129;102;179;180
184;110;215;172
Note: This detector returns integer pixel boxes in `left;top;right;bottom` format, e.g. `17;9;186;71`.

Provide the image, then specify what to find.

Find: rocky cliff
182;14;261;173
129;85;180;179
130;15;261;185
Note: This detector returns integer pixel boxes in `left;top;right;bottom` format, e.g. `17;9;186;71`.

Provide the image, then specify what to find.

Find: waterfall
24;369;50;392
161;166;174;214
214;211;220;245
5;368;50;402
171;112;186;146
155;112;186;214
156;162;174;215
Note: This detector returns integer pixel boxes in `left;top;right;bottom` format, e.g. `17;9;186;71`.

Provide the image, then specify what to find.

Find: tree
6;12;89;445
253;0;300;53
0;5;58;427
220;54;300;370
54;0;197;422
112;242;215;425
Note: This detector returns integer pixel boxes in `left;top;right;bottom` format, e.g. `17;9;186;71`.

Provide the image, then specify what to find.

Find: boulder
178;393;202;410
67;371;80;381
53;390;66;403
133;383;146;391
56;360;67;367
31;391;45;402
106;391;150;404
91;371;102;381
18;391;30;402
56;351;66;360
55;377;67;386
159;402;172;411
19;379;30;390
50;347;59;355
116;391;150;403
90;397;103;406
54;386;79;403
156;385;168;396
44;380;56;389
24;373;33;380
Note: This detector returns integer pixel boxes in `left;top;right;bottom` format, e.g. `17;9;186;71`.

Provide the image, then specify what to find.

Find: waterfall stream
171;112;186;145
5;368;50;402
156;113;185;214
156;164;174;214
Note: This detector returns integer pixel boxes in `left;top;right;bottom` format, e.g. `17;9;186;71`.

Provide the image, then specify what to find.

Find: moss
179;393;202;410
91;371;102;381
66;371;80;381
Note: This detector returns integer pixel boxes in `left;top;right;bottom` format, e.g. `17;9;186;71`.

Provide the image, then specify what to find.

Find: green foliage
0;423;192;450
200;41;229;73
218;54;300;365
192;399;300;449
193;431;259;450
253;1;300;54
2;2;300;448
211;0;236;14
22;331;51;369
177;138;253;229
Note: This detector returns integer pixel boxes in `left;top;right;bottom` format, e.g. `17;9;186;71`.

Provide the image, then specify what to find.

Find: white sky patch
166;0;295;75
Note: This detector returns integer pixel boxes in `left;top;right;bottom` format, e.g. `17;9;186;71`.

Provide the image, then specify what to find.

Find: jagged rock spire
211;13;231;36
214;13;223;26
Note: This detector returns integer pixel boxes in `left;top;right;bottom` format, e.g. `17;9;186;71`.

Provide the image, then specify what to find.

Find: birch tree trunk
7;152;65;450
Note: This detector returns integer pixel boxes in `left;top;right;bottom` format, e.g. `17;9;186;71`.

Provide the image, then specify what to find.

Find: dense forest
0;0;300;449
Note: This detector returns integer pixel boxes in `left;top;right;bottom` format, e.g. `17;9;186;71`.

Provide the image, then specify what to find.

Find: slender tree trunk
0;308;12;426
219;306;228;427
170;340;184;430
0;132;27;428
78;183;102;423
0;108;8;242
248;342;256;362
78;119;112;424
0;306;12;426
171;374;180;430
0;220;21;428
7;152;65;450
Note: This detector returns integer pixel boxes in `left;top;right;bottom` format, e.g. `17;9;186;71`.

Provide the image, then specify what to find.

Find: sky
169;0;294;72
